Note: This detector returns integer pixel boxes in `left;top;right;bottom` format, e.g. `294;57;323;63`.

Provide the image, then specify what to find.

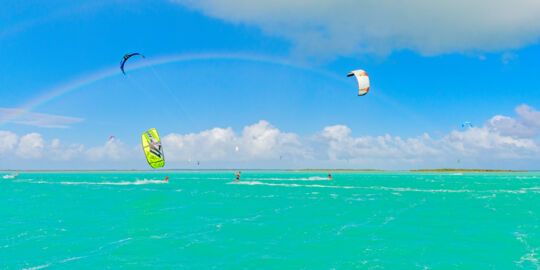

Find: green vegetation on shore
411;168;526;172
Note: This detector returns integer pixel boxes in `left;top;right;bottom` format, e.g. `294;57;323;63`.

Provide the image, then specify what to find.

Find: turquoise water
1;171;539;269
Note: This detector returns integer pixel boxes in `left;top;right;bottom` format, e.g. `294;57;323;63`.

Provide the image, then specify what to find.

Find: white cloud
163;120;303;162
516;104;540;128
485;104;540;138
0;108;84;128
85;139;134;161
174;0;540;57
2;104;540;169
16;133;44;159
0;131;18;154
49;139;85;161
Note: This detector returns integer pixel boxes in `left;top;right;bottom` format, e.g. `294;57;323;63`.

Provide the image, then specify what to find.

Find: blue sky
1;0;540;170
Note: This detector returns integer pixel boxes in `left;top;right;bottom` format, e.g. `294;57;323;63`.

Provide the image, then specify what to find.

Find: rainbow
1;52;345;127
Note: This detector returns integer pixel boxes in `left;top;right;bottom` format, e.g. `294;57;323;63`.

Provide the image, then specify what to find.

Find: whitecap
22;264;50;270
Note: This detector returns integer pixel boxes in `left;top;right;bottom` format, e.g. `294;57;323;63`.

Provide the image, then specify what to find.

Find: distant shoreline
290;168;529;172
410;169;527;172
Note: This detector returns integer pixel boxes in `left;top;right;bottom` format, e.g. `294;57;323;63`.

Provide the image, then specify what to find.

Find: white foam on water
231;181;474;193
22;264;51;270
515;232;540;268
59;256;86;263
229;181;349;189
370;186;474;193
476;194;496;199
247;176;330;181
57;179;167;185
150;234;168;239
112;238;132;244
516;176;538;179
383;216;396;225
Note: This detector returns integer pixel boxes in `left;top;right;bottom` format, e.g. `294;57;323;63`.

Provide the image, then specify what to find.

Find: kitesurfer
235;171;241;182
165;176;169;182
328;173;333;180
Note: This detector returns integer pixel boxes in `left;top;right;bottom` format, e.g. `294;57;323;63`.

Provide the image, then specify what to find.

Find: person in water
235;171;241;182
164;175;169;182
328;172;333;180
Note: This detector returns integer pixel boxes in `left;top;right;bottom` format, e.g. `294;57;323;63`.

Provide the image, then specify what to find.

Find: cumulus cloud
1;104;540;169
485;104;540;138
163;120;303;161
174;0;540;57
49;139;85;161
0;108;84;128
313;125;441;163
159;106;540;168
16;133;44;159
0;131;18;154
85;139;135;161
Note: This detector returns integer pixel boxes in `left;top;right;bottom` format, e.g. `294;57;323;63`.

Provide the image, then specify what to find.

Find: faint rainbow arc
0;53;346;127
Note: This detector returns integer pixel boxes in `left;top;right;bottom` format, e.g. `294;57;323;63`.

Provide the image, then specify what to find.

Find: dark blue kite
120;53;145;75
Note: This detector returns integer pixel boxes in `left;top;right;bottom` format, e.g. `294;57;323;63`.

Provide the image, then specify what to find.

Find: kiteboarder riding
328;173;333;180
235;171;241;182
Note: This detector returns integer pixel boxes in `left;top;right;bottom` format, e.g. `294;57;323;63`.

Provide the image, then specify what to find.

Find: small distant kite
235;146;239;152
347;69;370;96
461;122;473;128
109;136;115;140
120;53;145;75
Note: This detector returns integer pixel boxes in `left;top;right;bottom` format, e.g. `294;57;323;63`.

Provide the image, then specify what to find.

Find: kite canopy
347;69;370;96
141;128;164;169
120;53;145;75
462;122;473;128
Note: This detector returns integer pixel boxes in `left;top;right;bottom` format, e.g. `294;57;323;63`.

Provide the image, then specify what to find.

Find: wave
230;181;463;192
230;181;540;194
59;179;167;185
22;264;50;270
246;176;330;181
27;179;167;185
59;256;86;263
229;181;352;189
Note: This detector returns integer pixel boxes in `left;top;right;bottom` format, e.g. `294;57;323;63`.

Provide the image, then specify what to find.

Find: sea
1;171;539;269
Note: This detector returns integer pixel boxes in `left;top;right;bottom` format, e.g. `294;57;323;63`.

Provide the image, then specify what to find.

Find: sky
1;0;540;170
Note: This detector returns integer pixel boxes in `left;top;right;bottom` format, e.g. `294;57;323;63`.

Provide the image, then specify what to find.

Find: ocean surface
1;171;539;269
